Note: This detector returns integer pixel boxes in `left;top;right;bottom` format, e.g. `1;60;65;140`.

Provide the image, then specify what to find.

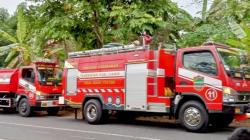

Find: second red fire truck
0;62;62;117
59;42;250;132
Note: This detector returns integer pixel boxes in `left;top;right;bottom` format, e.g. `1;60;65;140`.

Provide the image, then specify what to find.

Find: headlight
223;87;238;102
36;91;45;100
36;91;42;96
36;95;45;100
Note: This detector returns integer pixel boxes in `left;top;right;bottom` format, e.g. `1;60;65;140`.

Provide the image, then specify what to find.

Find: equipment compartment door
125;63;147;110
66;69;78;96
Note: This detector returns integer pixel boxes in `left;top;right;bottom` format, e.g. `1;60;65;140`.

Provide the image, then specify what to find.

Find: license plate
41;101;58;107
59;96;65;105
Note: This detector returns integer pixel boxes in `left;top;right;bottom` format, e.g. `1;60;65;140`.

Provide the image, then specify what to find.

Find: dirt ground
231;119;250;127
62;108;250;127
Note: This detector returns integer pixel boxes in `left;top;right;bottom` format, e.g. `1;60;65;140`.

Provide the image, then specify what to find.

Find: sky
0;0;22;14
0;0;212;17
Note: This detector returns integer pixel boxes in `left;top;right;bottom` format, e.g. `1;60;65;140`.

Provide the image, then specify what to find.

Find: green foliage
0;8;9;22
16;6;27;44
0;8;14;46
1;0;249;68
178;0;250;49
227;23;250;52
207;0;250;52
0;6;33;68
0;29;17;43
208;0;250;24
27;0;192;52
178;23;235;47
108;0;191;46
0;2;70;67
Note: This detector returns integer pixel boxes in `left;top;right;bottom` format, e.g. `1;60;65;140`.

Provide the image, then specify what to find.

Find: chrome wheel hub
184;107;201;127
87;104;97;120
20;102;27;113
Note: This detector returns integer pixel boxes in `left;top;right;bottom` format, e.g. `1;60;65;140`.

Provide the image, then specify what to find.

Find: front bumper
36;100;60;107
223;103;250;114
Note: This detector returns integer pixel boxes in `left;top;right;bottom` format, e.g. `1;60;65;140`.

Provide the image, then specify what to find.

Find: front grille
45;94;60;100
237;92;250;102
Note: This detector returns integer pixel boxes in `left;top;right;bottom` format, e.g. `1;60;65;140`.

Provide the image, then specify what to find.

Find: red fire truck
59;43;250;132
0;62;62;117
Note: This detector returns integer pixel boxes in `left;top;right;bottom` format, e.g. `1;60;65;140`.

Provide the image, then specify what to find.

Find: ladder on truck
68;43;147;58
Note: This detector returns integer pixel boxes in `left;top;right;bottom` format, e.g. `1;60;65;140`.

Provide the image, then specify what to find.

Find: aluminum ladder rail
68;44;147;58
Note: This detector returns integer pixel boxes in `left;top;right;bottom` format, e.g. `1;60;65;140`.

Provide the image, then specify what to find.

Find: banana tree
0;6;63;68
0;6;33;68
207;0;250;24
227;22;250;52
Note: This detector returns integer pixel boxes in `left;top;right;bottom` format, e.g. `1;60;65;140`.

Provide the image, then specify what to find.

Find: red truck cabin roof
33;62;56;66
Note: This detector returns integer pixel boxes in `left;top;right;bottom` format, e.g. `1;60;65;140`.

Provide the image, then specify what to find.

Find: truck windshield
217;48;250;79
37;67;62;86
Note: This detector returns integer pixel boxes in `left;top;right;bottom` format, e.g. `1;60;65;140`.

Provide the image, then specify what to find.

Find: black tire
18;98;32;117
47;107;60;116
210;114;234;128
3;108;16;114
179;101;209;132
83;99;103;124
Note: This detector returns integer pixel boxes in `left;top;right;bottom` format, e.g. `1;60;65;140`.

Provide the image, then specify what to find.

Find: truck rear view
0;69;18;111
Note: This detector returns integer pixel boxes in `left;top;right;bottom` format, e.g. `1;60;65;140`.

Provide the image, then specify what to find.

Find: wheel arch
82;94;104;109
16;94;28;107
174;93;208;119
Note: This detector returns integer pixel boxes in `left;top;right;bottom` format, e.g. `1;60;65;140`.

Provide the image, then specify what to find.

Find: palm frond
0;30;17;43
16;6;27;43
6;57;19;68
44;47;63;58
4;50;18;63
0;44;18;56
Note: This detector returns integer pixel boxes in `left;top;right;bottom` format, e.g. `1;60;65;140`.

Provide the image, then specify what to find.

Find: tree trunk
63;40;69;57
202;0;208;22
90;0;103;48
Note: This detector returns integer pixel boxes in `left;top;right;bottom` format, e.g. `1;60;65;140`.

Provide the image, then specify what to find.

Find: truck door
66;69;78;96
19;68;36;93
125;63;147;111
176;50;222;103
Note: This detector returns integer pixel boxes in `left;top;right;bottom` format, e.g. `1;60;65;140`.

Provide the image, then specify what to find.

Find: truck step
0;98;11;107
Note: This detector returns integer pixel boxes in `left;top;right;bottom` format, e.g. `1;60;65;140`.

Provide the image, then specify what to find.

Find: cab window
183;51;217;75
22;68;35;83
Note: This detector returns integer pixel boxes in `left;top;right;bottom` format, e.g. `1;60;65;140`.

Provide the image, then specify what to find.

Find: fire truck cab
60;43;250;132
0;62;62;117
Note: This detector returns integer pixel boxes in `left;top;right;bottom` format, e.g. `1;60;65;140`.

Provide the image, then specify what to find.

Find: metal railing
68;44;147;58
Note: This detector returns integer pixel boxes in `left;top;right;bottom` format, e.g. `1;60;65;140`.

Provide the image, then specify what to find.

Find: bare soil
61;109;250;127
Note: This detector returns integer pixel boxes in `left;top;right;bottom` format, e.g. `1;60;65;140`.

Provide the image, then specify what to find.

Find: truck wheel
83;99;103;124
18;98;32;117
47;107;60;116
210;114;234;128
179;101;209;132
